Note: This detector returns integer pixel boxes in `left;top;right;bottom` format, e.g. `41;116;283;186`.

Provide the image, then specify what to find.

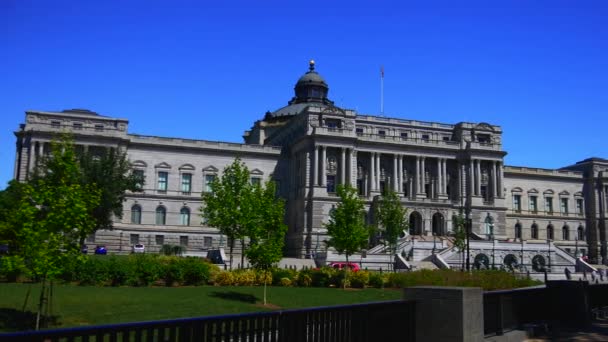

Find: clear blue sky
1;0;607;189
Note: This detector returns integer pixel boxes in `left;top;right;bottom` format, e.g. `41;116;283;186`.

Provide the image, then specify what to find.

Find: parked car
94;245;107;255
132;244;145;253
329;262;360;272
81;245;88;254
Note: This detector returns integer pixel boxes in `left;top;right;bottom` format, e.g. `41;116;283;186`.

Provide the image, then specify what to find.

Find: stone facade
12;62;608;268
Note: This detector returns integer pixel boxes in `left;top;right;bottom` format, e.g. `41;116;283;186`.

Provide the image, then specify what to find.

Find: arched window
432;212;444;236
577;226;585;241
409;211;423;235
155;206;166;225
131;205;142;224
547;224;554;240
531;223;538;239
515;223;522;239
180;207;191;226
562;225;570;241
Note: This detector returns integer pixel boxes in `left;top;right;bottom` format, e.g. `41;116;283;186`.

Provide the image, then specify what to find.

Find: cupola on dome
291;60;332;105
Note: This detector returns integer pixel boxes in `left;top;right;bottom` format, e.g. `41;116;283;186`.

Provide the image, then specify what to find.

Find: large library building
12;61;608;272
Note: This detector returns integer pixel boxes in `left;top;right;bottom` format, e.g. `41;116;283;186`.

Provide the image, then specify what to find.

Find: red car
329;262;360;272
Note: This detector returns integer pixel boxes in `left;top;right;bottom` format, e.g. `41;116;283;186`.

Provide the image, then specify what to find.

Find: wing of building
12;61;608;273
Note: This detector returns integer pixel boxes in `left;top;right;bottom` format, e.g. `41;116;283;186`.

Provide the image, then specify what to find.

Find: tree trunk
229;239;234;270
344;254;349;290
240;239;245;269
263;270;268;305
36;277;46;330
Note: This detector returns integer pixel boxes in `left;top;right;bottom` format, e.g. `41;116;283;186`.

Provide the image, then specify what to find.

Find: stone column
476;159;481;196
415;156;420;195
29;141;37;173
376;153;381;191
492;161;498;199
351;150;358;187
421;157;426;195
442;159;448;195
469;159;474;197
393;154;398;192
398;155;403;193
340;148;346;185
321;146;326;187
370;153;375;192
313;145;319;186
498;161;504;198
436;158;442;196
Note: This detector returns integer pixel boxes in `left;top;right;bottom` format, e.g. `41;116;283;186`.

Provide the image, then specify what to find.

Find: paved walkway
526;320;608;341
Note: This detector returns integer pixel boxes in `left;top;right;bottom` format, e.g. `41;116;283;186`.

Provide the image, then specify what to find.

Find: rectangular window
250;177;261;186
157;171;168;191
421;134;430;141
378;130;386;136
325;119;341;129
326;175;336;193
545;197;553;214
356;127;364;135
400;132;408;139
477;134;491;143
179;235;189;247
73;122;83;130
442;136;450;141
576;199;584;215
133;169;145;190
357;179;365;196
205;174;216;192
130;234;139;245
513;195;521;212
51;121;61;128
561;198;569;215
155;235;164;245
94;124;104;132
203;236;213;248
181;173;192;194
529;196;538;213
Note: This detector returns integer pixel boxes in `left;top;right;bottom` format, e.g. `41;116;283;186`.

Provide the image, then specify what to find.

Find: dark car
94;245;107;255
81;245;88;254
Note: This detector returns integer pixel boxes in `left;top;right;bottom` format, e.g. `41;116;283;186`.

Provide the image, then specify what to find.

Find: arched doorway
474;253;490;270
432;212;444;236
409;211;423;235
504;254;519;271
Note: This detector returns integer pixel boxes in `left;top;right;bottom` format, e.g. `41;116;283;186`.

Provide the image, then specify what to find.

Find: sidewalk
526;320;608;341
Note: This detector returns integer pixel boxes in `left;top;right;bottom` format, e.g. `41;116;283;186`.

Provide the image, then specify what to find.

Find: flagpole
380;65;384;116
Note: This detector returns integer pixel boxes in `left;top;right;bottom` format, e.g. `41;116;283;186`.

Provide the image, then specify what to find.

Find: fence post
496;294;504;336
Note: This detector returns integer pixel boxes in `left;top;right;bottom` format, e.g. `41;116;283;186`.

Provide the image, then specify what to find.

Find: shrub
77;256;110;286
349;270;370;288
128;254;162;286
181;257;215;286
161;257;184;286
280;277;292;287
215;271;234;286
271;268;297;286
256;270;272;285
296;272;312;287
368;272;386;288
106;256;132;286
0;256;24;282
310;267;334;287
233;269;257;286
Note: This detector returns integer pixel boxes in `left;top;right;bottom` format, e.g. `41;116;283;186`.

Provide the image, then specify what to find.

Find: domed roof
296;60;327;85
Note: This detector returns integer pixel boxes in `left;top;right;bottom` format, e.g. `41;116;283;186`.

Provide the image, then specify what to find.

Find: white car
132;244;145;253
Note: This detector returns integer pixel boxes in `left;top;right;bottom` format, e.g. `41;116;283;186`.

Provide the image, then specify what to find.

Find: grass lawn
0;283;401;331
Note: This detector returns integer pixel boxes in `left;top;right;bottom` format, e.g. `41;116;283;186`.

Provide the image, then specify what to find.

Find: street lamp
433;232;437;254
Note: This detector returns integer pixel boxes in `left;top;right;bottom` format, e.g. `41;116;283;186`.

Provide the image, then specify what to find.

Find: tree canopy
201;157;254;269
374;190;409;258
325;185;370;264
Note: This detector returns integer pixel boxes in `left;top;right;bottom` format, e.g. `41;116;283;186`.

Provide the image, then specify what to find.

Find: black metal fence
483;285;549;336
484;282;608;337
0;300;415;342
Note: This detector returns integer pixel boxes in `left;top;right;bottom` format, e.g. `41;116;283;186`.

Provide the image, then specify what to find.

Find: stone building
12;61;608;269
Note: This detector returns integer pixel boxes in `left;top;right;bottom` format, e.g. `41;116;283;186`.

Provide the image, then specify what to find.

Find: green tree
1;137;100;329
0;180;27;252
452;214;467;269
374;190;409;271
325;185;369;288
201;158;252;269
31;136;142;243
245;181;287;305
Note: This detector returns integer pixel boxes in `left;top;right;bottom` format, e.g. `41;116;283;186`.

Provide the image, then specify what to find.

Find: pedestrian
565;267;572;280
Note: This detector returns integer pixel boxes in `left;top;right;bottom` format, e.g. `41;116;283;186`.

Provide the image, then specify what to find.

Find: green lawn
0;284;401;331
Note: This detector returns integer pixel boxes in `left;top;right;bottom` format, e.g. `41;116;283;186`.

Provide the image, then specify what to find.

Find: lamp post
547;239;552;272
575;236;579;259
490;223;495;269
433;232;437;254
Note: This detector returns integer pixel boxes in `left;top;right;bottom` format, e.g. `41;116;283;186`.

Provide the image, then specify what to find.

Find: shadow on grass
210;291;258;304
0;308;60;331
